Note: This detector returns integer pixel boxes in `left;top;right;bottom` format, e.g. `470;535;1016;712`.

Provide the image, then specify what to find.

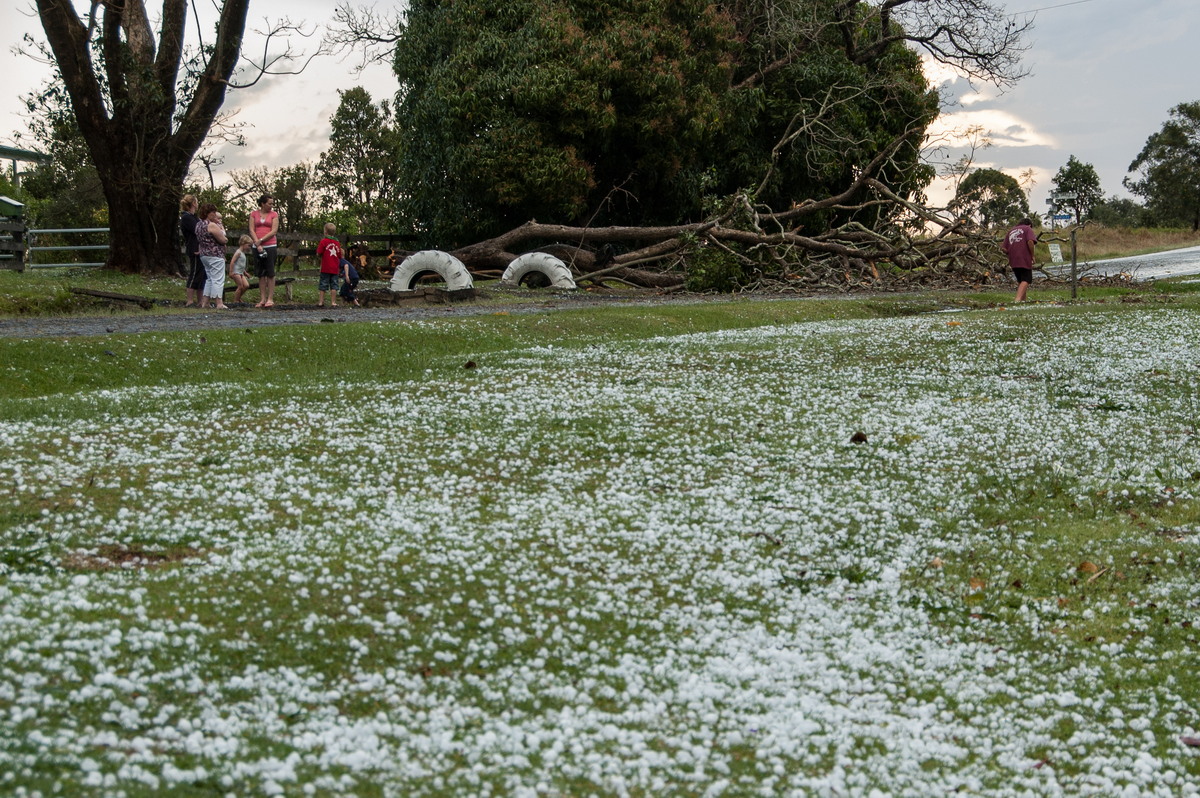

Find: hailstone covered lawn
1;304;1199;796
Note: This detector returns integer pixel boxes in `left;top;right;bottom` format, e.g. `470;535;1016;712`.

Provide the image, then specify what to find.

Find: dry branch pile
447;176;1005;294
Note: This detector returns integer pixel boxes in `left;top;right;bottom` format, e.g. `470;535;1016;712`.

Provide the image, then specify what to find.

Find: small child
316;223;343;308
228;234;253;303
338;256;361;307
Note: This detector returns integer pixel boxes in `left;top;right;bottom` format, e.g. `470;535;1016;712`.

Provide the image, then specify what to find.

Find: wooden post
0;218;26;272
1070;227;1079;299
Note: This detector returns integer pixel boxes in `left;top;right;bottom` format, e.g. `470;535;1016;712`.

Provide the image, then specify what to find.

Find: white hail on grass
0;308;1197;795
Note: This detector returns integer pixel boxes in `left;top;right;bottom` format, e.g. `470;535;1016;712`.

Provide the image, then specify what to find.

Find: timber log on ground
358;286;479;307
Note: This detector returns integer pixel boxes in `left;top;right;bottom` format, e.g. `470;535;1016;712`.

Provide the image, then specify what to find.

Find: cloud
926;110;1056;150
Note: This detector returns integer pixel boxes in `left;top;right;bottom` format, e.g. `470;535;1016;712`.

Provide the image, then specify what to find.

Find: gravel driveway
0;292;730;339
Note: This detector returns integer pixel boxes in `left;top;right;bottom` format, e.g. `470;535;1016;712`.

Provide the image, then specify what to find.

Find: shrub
684;245;745;293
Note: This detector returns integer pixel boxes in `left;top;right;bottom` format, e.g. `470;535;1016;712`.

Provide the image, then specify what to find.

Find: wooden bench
223;276;297;300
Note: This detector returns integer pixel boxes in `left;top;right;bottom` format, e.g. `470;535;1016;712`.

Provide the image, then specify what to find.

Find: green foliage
717;2;938;230
952;168;1030;229
1125;101;1200;231
684;244;746;293
1086;195;1146;227
392;0;938;247
316;88;406;234
320;207;363;238
1051;155;1103;223
13;73;107;231
227;164;321;232
0;173;30;207
394;0;736;246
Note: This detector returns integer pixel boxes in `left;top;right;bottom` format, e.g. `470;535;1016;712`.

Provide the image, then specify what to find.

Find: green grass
2;297;1200;795
4;256;1200;318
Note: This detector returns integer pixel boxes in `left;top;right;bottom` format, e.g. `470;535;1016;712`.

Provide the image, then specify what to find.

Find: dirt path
0;292;736;339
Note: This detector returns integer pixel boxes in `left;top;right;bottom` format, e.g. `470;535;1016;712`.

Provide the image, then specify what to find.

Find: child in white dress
228;234;254;304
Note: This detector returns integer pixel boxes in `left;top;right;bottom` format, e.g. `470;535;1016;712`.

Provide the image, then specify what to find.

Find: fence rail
25;227;110;269
1;224;421;271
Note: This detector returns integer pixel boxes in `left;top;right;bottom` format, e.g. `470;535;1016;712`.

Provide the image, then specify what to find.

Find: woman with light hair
179;194;204;306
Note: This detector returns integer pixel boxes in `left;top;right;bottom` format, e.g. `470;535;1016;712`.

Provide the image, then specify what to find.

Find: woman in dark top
179;194;204;307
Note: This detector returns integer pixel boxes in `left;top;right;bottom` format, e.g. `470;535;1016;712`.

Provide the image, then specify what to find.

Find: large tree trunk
101;161;190;274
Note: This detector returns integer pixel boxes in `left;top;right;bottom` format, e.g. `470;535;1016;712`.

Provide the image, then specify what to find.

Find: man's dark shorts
1012;267;1033;285
186;254;205;290
257;246;278;279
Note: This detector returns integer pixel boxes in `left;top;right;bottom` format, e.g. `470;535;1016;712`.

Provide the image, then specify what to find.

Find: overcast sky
3;0;1197;220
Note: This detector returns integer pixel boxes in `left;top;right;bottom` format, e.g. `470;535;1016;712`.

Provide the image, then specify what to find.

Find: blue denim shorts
319;272;340;291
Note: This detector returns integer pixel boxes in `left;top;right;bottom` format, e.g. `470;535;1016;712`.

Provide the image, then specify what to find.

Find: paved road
1048;244;1200;282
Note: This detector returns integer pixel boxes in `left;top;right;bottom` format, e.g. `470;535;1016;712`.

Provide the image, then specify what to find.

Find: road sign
1053;214;1072;221
1052;192;1078;201
1048;243;1064;263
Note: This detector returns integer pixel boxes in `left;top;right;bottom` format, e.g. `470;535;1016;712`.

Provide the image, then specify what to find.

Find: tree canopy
1051;155;1102;225
14;75;107;231
951;168;1029;230
1126;101;1200;231
316;88;405;234
392;0;738;245
1087;195;1145;228
390;0;1007;246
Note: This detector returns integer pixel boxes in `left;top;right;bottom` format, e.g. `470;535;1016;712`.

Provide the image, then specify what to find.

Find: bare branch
323;2;404;73
228;19;324;89
856;0;1033;89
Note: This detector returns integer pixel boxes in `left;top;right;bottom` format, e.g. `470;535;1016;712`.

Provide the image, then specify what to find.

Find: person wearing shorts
316;223;344;308
1003;217;1038;302
250;195;280;307
228;234;253;303
338;256;361;306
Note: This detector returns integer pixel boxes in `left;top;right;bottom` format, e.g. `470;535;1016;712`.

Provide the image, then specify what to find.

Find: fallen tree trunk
436;145;1000;292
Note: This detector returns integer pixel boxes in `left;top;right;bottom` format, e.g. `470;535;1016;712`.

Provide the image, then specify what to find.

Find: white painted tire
500;252;577;289
390;250;474;292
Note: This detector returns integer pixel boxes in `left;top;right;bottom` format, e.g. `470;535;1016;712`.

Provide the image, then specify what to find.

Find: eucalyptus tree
32;0;312;273
951;168;1030;229
1126;101;1200;231
316;88;405;233
1051;155;1102;224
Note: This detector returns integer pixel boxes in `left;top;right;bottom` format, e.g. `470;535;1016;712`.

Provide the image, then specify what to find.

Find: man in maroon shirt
1003;217;1038;302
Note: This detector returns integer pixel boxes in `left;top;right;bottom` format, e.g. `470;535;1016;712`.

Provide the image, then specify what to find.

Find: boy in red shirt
317;223;344;308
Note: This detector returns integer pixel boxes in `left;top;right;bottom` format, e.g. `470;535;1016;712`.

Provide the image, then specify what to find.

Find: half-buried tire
390;250;474;292
500;252;577;289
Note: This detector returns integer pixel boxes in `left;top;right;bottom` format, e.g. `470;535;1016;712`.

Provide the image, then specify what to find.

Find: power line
1009;0;1099;15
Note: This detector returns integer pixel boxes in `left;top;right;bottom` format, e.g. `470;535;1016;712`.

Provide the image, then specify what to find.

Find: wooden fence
0;219;26;271
0;223;419;274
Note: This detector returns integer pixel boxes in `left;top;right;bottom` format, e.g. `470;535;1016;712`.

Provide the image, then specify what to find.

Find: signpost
1047;193;1077;230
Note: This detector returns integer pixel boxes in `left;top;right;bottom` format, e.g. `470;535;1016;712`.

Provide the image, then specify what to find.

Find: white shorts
201;256;225;298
